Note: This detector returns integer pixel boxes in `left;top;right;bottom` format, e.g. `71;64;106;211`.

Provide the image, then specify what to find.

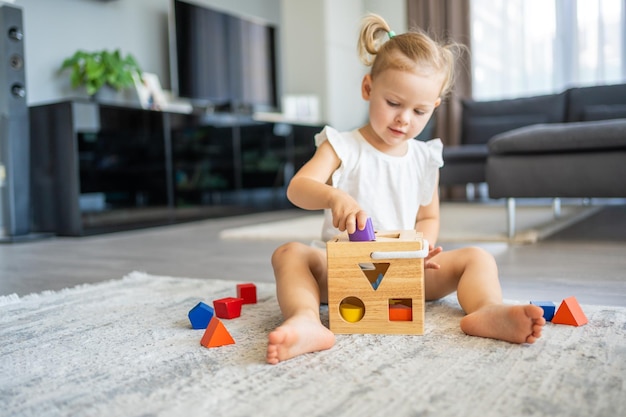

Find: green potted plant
59;49;143;96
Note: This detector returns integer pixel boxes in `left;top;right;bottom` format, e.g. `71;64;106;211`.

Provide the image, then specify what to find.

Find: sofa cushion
464;114;550;145
442;144;488;162
582;104;626;121
461;92;567;145
488;119;626;155
566;83;626;122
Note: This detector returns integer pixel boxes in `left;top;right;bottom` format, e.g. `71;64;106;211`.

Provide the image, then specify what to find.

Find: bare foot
460;304;546;344
266;315;335;365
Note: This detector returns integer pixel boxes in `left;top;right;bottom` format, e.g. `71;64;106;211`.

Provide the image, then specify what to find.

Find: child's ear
361;74;373;100
434;97;442;108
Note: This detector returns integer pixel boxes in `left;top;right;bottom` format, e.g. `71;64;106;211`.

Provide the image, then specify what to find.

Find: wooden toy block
327;229;426;335
552;296;588;326
213;297;244;319
389;299;413;321
237;283;257;304
200;316;235;348
188;301;215;329
530;300;556;322
349;217;376;242
339;302;365;323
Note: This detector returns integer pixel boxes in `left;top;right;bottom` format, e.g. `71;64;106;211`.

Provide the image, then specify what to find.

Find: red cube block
213;297;244;319
237;283;257;304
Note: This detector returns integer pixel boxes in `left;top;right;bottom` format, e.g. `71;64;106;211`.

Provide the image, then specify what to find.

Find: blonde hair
357;13;463;98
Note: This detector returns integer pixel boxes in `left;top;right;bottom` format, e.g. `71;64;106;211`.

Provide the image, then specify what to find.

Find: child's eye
414;109;426;116
386;100;399;107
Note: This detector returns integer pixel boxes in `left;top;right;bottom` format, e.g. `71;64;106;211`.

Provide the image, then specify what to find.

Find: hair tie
388;30;396;39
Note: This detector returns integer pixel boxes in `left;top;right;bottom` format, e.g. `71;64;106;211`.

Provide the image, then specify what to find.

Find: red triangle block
200;317;235;348
552;296;588;326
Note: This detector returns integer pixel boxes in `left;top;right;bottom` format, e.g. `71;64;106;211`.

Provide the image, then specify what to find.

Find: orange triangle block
201;317;235;348
552;296;588;326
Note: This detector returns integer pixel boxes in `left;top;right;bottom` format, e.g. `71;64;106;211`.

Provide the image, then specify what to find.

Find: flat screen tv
169;0;279;112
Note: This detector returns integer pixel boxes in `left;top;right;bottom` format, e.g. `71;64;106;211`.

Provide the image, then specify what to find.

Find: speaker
0;3;30;237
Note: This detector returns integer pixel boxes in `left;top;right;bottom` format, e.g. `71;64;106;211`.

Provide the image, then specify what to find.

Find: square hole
389;298;412;321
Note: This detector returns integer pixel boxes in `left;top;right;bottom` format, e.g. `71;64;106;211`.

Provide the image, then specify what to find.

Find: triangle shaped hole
358;262;390;290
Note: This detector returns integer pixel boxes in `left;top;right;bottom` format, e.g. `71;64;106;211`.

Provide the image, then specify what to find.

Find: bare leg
425;247;546;344
266;242;335;364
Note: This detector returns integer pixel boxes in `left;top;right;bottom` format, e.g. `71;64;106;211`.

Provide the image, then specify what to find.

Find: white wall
280;1;326;117
13;0;404;129
281;0;406;130
364;0;407;34
323;0;368;130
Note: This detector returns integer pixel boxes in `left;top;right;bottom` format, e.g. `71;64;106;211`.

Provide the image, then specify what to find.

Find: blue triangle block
372;273;383;290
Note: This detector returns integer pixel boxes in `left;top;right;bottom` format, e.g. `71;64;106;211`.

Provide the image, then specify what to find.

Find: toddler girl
266;14;545;365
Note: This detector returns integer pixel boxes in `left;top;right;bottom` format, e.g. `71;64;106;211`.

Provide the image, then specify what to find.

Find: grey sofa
441;83;626;237
440;91;568;191
487;119;626;199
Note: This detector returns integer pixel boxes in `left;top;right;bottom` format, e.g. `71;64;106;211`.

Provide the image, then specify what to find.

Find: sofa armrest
488;119;626;155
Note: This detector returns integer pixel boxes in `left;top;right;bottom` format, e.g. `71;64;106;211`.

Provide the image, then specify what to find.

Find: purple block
349;217;376;241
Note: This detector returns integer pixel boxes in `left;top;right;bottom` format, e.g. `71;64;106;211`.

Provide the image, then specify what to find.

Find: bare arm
415;176;442;268
415;188;440;246
286;140;340;209
287;140;368;233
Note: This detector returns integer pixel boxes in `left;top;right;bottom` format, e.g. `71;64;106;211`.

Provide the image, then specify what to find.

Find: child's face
361;68;442;152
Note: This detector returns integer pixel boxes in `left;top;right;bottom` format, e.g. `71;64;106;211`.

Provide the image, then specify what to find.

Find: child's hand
424;244;442;269
329;193;368;234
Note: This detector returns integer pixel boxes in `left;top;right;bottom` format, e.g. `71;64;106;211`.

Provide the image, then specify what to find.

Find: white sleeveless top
314;126;443;241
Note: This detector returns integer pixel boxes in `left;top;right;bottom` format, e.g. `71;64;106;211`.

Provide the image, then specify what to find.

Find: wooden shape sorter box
327;229;426;335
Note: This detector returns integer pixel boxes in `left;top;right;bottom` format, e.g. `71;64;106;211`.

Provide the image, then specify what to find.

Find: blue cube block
188;301;215;329
531;300;556;321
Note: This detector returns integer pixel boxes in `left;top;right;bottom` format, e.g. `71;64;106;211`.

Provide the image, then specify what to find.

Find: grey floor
1;204;625;307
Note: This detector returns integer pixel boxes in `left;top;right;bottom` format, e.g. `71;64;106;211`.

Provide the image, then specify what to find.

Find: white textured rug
1;272;625;417
219;203;600;244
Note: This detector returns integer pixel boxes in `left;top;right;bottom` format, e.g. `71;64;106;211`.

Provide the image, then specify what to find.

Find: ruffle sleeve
315;125;342;147
419;138;444;205
314;126;330;147
314;125;351;161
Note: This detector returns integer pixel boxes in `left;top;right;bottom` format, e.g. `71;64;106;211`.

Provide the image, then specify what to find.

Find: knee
271;241;308;268
461;246;497;267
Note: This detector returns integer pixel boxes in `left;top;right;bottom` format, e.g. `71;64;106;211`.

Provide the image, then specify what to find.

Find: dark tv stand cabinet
29;100;321;236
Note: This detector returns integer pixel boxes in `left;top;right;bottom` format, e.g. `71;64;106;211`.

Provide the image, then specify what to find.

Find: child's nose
396;110;410;125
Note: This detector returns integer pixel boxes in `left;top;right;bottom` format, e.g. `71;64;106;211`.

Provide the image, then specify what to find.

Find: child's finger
425;261;441;270
355;211;369;231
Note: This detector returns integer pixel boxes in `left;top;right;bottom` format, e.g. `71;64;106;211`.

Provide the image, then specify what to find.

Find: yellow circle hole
339;297;365;323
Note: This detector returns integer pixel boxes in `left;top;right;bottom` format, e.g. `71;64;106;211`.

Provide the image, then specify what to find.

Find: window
471;0;626;100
